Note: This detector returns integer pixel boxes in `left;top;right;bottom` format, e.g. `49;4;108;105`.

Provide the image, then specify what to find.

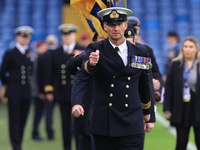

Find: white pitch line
156;112;196;150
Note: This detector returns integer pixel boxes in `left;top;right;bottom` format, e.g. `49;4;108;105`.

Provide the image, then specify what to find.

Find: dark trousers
8;98;31;150
176;126;200;150
58;101;71;150
46;100;55;139
79;134;92;150
32;97;45;138
93;134;144;150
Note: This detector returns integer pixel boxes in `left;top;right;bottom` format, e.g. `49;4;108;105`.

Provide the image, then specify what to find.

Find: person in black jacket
164;36;200;150
72;7;151;150
66;32;104;150
44;24;86;150
37;35;59;140
0;26;34;150
31;41;48;141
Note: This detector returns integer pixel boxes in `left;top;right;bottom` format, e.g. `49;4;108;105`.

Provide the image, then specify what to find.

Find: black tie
115;47;119;52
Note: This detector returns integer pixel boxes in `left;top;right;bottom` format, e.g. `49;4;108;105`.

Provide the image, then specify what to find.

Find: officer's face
182;40;198;60
62;32;76;45
16;35;31;46
104;22;127;41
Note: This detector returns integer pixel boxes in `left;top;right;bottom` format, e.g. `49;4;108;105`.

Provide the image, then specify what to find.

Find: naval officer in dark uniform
71;7;151;150
0;26;34;150
44;24;86;150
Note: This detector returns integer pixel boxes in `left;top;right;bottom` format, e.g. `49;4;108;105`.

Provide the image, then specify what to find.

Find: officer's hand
89;50;99;67
72;104;84;118
152;78;160;90
39;93;46;100
164;112;172;120
143;114;150;123
144;123;154;133
46;93;54;102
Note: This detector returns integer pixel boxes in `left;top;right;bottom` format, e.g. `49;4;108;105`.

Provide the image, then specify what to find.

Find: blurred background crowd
0;0;200;150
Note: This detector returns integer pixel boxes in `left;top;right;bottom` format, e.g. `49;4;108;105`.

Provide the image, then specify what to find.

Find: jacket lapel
103;39;124;68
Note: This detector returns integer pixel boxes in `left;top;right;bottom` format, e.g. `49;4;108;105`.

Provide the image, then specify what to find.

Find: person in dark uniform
31;41;48;141
0;26;34;150
124;28;157;133
163;31;180;83
71;7;151;150
37;35;59;140
164;36;200;150
66;32;104;150
44;24;86;150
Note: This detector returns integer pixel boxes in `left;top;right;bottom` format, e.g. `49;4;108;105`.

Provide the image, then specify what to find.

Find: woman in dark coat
164;36;200;150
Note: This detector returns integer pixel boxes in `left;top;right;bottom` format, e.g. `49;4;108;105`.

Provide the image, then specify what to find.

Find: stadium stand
0;0;200;74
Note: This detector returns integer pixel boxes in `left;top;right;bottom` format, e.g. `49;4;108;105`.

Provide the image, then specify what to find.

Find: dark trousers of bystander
8;98;30;150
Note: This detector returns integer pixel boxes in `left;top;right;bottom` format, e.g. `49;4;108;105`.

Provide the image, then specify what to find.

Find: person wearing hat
44;24;86;150
31;40;48;141
71;7;151;150
0;26;34;150
65;31;105;150
37;35;59;141
163;31;180;83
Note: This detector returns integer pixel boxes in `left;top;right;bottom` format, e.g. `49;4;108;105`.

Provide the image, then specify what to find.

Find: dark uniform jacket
45;44;86;102
37;50;54;94
72;39;151;137
164;60;200;123
0;47;33;99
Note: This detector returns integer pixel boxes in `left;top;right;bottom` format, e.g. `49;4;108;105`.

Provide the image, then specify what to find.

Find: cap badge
24;30;31;34
62;28;69;33
137;22;140;26
128;31;131;36
110;10;119;19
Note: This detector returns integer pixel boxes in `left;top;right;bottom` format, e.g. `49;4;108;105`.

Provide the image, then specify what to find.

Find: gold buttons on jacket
28;66;32;70
61;64;66;69
125;104;128;107
125;94;128;98
111;84;114;88
71;80;74;84
21;75;26;79
61;70;66;74
126;85;129;88
113;76;115;78
110;93;113;97
70;75;75;79
21;80;26;85
21;70;26;74
21;65;25;69
109;103;112;107
61;75;66;79
127;77;131;81
62;80;66;85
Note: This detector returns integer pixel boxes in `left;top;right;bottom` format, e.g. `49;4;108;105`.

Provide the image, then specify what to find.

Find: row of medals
131;60;151;70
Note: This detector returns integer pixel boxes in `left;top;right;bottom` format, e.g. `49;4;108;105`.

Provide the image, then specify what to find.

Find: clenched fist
72;104;84;118
89;50;99;67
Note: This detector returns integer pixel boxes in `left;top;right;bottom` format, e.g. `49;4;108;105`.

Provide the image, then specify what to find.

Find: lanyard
183;61;194;83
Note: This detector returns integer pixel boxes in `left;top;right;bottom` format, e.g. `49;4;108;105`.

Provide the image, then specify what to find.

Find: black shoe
32;136;45;141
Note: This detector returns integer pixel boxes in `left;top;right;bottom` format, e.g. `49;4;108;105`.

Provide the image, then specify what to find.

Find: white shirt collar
16;42;28;54
63;42;76;54
109;38;127;53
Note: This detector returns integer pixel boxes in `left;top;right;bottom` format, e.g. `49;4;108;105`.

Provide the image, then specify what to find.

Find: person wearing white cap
71;7;151;150
0;25;34;150
44;24;86;150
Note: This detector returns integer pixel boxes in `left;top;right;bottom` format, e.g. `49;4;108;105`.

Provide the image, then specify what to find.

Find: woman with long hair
164;36;200;150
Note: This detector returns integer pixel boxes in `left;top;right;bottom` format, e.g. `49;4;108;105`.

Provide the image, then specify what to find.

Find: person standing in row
164;36;200;150
71;7;151;150
31;41;48;141
37;35;59;140
0;26;34;150
44;24;86;150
